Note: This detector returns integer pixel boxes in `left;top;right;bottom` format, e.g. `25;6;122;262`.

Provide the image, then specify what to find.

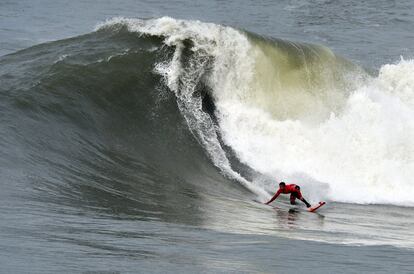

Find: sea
1;0;414;273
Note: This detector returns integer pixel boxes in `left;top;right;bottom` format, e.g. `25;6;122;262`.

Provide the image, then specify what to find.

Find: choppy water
1;1;414;273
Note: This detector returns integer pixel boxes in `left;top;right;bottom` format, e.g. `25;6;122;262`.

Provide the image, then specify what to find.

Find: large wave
97;17;414;206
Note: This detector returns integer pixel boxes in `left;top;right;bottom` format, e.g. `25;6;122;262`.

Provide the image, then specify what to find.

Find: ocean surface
1;1;414;273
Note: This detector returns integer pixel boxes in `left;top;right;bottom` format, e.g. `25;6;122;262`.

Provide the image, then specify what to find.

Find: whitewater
98;17;414;206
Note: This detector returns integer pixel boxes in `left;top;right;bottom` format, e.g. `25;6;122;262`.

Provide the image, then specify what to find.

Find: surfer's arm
265;189;281;205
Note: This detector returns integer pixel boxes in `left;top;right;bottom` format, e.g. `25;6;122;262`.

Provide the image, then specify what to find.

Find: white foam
218;59;414;206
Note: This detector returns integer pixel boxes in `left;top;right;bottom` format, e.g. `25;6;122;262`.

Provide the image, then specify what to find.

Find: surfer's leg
301;197;311;208
290;194;297;205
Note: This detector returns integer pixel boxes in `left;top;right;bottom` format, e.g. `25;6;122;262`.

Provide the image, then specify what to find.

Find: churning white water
218;59;414;206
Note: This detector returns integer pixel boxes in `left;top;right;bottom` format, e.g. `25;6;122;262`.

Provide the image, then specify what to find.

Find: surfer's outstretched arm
265;190;281;205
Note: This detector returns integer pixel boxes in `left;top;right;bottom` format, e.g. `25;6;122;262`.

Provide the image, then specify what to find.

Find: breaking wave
1;16;413;213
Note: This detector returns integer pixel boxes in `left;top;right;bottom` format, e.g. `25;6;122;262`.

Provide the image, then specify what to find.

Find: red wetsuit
266;184;303;205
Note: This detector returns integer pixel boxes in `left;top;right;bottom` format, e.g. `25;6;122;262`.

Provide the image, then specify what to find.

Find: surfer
265;182;311;208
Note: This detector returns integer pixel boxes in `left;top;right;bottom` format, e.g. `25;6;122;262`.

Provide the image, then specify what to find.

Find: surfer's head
279;182;286;190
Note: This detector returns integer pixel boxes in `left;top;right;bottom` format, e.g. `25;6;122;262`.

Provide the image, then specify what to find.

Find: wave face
96;17;414;206
0;24;254;226
1;16;413;214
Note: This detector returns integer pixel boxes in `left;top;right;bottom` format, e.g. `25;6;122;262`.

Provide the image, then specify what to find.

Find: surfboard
308;201;326;212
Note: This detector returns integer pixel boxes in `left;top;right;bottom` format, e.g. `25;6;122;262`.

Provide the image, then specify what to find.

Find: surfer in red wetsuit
265;182;311;208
